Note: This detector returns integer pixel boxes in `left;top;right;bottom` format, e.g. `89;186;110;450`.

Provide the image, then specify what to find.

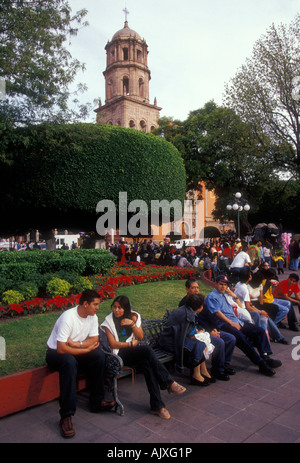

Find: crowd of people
108;232;299;275
44;230;299;438
46;257;300;437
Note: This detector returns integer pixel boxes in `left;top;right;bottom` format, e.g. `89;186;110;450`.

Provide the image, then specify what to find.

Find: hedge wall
0;249;116;299
1;123;186;232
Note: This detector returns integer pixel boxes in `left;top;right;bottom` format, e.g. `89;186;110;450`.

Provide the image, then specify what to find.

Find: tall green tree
0;0;89;157
154;102;286;232
155;102;277;202
224;14;300;179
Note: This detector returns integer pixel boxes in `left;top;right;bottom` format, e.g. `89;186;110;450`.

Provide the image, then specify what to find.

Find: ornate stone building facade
95;20;161;132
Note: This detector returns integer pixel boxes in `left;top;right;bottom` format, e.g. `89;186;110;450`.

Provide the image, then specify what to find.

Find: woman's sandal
167;381;186;395
151;407;171;420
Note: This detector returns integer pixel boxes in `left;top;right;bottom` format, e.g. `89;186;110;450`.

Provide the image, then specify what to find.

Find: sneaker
60;416;75;438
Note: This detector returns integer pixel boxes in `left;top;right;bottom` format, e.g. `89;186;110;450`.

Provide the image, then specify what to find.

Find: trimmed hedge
0;249;116;301
1;123;186;231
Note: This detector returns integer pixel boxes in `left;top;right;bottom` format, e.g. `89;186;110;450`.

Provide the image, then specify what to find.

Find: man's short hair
238;267;251;283
186;293;205;311
185;278;197;288
289;273;299;282
79;289;101;305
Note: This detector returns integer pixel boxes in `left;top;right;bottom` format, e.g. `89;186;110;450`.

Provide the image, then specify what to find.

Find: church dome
112;21;142;41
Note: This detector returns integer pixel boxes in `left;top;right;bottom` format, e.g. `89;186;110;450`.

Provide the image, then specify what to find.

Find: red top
273;279;300;298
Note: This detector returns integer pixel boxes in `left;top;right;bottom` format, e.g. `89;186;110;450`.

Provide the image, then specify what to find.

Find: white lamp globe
235;192;242;199
239;206;243;212
226;205;232;211
244;204;250;211
232;203;239;210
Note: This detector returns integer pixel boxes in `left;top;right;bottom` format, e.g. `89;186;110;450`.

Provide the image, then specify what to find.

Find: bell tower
95;12;161;132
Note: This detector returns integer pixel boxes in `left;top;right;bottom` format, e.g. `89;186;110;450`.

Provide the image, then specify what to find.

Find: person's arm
57;336;99;355
121;315;144;341
105;327;139;350
226;287;242;308
275;289;300;305
245;300;268;318
214;310;241;331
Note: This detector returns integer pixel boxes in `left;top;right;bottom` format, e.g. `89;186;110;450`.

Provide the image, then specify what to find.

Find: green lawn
0;279;211;377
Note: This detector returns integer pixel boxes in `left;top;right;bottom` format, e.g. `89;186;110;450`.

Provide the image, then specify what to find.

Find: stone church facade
95;17;221;242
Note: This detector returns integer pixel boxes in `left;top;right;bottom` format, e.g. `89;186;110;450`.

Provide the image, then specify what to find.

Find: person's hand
230;321;241;330
260;310;269;318
210;329;220;338
131;338;139;347
88;341;100;351
121;318;134;326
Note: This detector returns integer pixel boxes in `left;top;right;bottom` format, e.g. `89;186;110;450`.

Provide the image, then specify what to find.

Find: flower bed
0;263;200;318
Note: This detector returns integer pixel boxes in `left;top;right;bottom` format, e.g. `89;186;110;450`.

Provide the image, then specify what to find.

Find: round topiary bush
16;282;39;301
2;123;187;231
71;276;93;294
2;290;25;305
46;278;72;297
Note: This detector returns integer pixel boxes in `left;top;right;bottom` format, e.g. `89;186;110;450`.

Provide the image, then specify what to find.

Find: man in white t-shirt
230;244;251;279
46;289;114;438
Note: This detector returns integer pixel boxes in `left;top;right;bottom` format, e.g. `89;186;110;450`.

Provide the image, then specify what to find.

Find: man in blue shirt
205;275;282;376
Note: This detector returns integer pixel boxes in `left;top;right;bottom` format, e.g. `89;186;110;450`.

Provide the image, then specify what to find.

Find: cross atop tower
123;7;130;22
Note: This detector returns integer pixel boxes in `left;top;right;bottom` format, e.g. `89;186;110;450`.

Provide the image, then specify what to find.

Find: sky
67;0;299;122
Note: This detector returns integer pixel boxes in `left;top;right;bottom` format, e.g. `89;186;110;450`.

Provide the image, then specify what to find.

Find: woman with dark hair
100;295;186;420
159;293;214;386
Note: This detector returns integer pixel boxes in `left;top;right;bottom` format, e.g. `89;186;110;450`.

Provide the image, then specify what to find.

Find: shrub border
0;263;201;318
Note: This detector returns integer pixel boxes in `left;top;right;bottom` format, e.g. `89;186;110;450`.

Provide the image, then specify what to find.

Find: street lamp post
226;192;250;238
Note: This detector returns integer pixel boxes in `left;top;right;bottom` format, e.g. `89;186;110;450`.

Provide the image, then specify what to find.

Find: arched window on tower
137;49;142;63
140;120;147;132
123;77;129;95
123;47;129;60
139;78;144;98
129;120;136;128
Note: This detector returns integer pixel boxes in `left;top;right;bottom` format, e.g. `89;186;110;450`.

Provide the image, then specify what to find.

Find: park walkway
0;270;299;444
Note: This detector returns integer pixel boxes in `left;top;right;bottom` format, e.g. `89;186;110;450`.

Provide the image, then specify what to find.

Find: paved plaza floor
0;269;299;445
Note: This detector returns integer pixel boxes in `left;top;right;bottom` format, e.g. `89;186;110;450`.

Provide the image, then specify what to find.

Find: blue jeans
274;298;298;327
210;331;236;373
290;257;300;270
219;321;272;365
273;299;290;324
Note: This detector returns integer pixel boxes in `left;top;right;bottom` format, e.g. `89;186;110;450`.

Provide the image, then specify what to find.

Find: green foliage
224;14;300;179
0;249;116;298
0;262;38;281
46;278;71;297
71;276;93;294
83;251;117;275
2;290;25;305
0;0;89;126
1;124;186;233
15;282;39;301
